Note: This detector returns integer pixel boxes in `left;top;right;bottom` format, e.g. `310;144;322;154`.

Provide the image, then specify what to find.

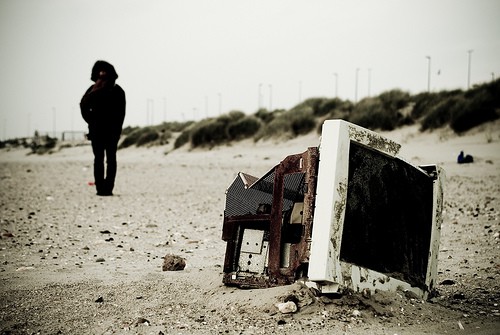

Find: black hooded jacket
80;61;126;141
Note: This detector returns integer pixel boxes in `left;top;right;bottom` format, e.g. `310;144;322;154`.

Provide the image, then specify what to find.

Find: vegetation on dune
227;116;262;141
348;89;412;131
416;80;500;133
119;121;193;149
451;80;500;132
2;80;499;151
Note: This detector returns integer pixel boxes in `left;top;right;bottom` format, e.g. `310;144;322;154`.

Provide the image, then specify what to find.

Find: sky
1;0;499;140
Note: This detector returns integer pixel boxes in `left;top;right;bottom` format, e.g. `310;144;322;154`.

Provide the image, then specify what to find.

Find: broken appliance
221;120;444;299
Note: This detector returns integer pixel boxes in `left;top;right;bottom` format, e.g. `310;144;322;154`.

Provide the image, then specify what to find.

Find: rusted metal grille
222;148;319;289
224;169;306;217
282;173;306;212
224;169;276;217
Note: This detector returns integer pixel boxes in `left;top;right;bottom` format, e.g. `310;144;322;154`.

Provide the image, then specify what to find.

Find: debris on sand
276;301;298;314
162;254;186;271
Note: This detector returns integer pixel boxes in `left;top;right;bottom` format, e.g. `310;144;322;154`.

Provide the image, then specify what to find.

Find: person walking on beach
80;60;126;196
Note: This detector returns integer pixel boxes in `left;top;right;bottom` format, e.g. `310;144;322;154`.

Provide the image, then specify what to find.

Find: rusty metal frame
222;147;319;288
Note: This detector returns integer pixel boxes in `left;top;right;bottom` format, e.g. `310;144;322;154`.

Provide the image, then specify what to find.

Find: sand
1;121;499;334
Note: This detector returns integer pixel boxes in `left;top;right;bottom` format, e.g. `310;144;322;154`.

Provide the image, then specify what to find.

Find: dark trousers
91;137;119;195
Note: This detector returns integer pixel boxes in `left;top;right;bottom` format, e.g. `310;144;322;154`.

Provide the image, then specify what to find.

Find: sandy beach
1;121;499;334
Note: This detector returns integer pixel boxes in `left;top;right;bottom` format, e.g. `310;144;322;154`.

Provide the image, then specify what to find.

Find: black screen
340;142;434;289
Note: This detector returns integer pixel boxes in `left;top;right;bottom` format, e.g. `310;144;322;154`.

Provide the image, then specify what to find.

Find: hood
91;60;119;82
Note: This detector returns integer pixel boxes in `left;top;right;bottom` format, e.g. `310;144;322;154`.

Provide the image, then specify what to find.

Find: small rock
96;258;105;263
319;296;333;304
404;290;420;300
95;296;104;303
162;254;186;271
135;317;150;326
362;288;371;299
276;301;297;314
440;279;456;285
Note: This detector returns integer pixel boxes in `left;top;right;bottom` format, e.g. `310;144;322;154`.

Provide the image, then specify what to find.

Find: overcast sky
1;0;499;139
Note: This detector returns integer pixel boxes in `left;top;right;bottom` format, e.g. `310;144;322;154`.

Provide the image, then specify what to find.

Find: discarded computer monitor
221;120;444;299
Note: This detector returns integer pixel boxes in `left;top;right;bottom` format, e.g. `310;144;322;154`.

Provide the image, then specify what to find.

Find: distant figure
457;150;473;164
80;60;126;196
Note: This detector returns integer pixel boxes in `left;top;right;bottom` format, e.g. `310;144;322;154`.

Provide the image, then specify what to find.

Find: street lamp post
27;113;31;138
218;93;222;115
268;84;273;111
52;107;56;138
426;56;431;92
150;99;155;125
146;99;153;125
368;68;372;97
2;118;6;141
258;83;263;110
467;49;473;89
298;81;302;103
205;96;208;118
163;97;167;122
354;68;359;103
333;73;338;98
